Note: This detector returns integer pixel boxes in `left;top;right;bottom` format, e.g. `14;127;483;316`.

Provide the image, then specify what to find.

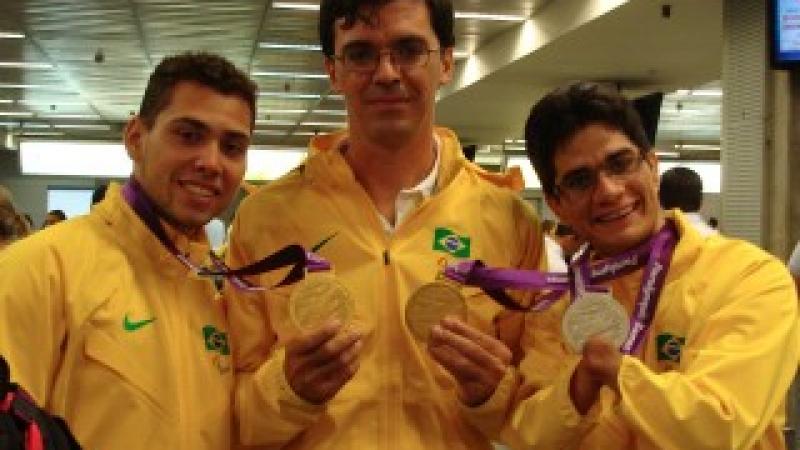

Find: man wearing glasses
225;0;543;448
490;82;798;449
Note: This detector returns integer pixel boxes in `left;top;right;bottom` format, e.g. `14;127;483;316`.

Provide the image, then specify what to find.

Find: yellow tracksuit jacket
0;183;233;450
498;210;799;450
225;127;544;449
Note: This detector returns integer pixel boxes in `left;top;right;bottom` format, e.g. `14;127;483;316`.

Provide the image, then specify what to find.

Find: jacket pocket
82;329;171;419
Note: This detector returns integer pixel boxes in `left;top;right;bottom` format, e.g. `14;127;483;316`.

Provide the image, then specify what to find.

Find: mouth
592;202;638;224
178;180;220;198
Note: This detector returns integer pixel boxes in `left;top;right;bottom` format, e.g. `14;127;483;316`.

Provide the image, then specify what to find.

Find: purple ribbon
443;222;678;354
122;179;329;291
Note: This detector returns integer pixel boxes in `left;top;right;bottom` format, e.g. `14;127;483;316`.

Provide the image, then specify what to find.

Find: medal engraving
405;281;467;341
562;292;629;352
289;273;353;330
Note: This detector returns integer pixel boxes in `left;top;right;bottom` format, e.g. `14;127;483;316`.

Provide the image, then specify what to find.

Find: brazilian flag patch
656;333;685;362
433;227;471;258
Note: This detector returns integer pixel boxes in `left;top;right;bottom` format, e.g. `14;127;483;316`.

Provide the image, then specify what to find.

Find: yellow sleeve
0;238;66;406
225;213;324;447
616;256;799;449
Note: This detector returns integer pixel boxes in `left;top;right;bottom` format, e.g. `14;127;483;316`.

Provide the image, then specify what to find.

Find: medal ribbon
122;179;329;291
444;222;678;354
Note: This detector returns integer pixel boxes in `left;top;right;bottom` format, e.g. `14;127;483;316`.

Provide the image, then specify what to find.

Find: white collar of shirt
379;135;441;234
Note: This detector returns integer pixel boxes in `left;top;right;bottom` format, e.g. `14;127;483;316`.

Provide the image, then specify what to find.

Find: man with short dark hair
659;166;715;235
0;52;257;450
494;82;798;449
224;0;544;448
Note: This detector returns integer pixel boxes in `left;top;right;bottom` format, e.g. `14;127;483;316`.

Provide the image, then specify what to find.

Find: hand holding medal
405;262;467;342
284;269;361;405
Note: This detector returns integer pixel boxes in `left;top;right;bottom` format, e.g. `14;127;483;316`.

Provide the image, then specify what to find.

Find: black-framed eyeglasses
553;149;646;199
335;38;440;73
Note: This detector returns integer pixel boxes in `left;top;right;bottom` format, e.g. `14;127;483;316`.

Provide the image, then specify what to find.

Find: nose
372;51;401;84
592;169;625;200
194;142;223;175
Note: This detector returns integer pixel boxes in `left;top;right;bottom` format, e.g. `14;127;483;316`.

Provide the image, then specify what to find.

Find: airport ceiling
0;0;722;158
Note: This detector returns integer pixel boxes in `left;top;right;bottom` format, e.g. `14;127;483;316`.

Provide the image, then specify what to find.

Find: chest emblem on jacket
203;325;230;356
656;332;685;362
433;227;471;257
122;313;156;332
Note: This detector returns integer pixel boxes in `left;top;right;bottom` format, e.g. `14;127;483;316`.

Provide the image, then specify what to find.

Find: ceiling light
260;92;323;99
52;124;112;130
22;123;51;129
0;83;72;92
20;131;65;136
252;71;328;79
312;109;347;116
655;151;680;158
0;62;53;69
255;119;297;125
0;100;12;104
0;121;19;127
259;92;344;101
271;4;526;21
272;2;319;11
454;50;469;59
0;111;34;117
261;109;308;114
674;143;720;151
254;129;288;135
690;89;723;97
300;121;347;127
0;32;24;39
259;42;322;51
39;114;101;120
454;12;526;21
16;100;86;107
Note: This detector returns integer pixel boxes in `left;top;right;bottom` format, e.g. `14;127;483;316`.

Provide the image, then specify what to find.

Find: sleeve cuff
461;367;519;438
255;347;325;419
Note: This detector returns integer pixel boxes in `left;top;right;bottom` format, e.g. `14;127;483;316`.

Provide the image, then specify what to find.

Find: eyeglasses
554;149;646;199
335;38;440;73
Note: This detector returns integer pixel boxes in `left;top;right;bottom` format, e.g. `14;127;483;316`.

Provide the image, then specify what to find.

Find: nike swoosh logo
123;314;156;332
311;232;338;253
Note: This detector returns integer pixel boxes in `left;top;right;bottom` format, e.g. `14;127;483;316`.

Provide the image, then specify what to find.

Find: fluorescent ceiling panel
272;3;525;21
0;62;53;69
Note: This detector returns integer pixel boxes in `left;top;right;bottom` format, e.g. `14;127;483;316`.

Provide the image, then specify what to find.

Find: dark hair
659;166;703;212
47;209;67;221
91;183;108;206
708;217;718;229
524;82;651;196
0;207;17;242
319;0;455;57
138;52;257;130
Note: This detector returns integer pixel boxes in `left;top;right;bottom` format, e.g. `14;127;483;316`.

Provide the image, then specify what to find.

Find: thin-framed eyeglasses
553;149;646;200
335;38;440;73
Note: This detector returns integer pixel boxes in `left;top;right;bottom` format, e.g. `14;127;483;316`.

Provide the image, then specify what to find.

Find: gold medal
289;273;353;330
405;280;467;342
562;292;629;353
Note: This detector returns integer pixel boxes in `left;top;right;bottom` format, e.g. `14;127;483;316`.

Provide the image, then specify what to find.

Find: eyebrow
171;117;250;140
559;147;638;178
